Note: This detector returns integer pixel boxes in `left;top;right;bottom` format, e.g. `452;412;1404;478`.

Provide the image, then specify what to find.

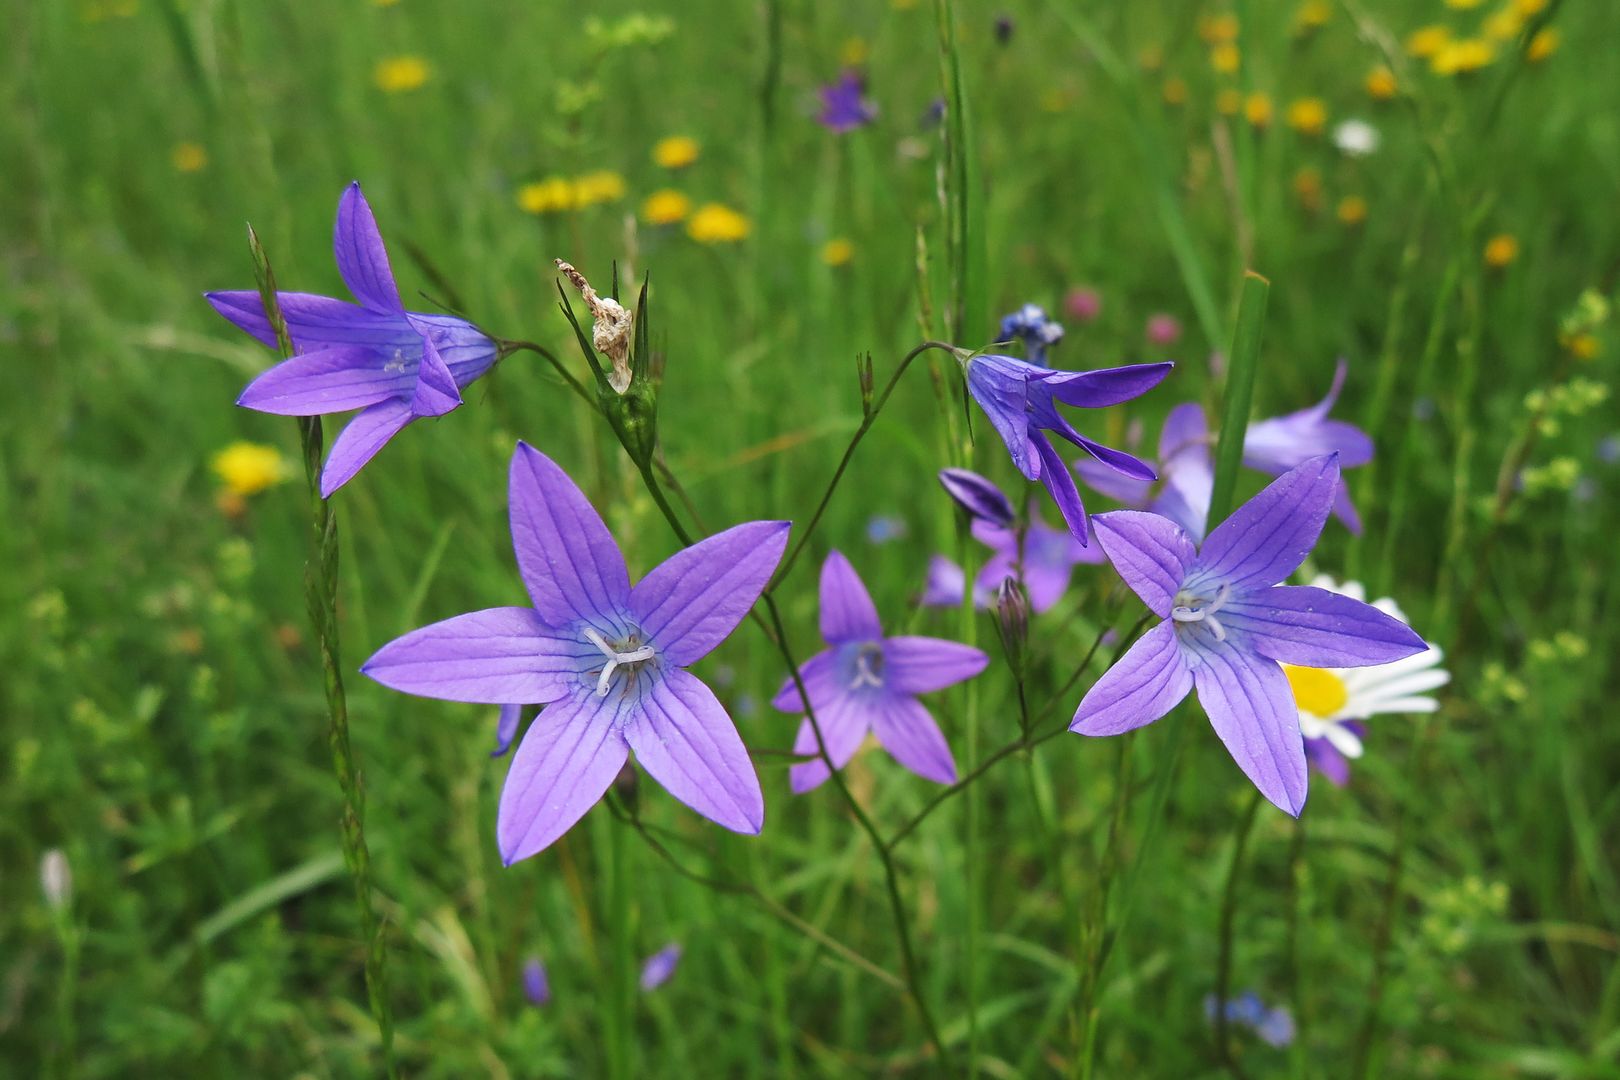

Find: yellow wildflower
374;55;430;93
641;189;692;225
1336;195;1368;226
1365;66;1398;100
1483;7;1525;40
686;203;750;243
517;177;578;215
1244;92;1273;128
821;238;855;267
1293;0;1332;33
212;442;289;498
1513;0;1547;14
171;142;208;173
1444;0;1483;8
1526;27;1559;62
1406;25;1451;58
1216;88;1243;116
652;135;700;169
1292;167;1323;212
839;36;869;66
1210;42;1241;74
1431;38;1495;75
1483;233;1519;268
1198;13;1240;44
1162;77;1188;107
1287;97;1327;136
1563;333;1600;361
573;170;626;207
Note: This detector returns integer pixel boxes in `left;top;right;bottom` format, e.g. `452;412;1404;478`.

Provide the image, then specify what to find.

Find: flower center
1283;665;1349;718
1170;582;1232;642
848;642;884;690
582;627;657;698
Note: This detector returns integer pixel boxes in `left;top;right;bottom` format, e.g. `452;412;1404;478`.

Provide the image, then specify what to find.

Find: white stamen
1171;582;1232;642
850;648;884;689
583;627;657;698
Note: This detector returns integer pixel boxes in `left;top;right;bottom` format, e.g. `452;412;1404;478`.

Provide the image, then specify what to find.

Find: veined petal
939;468;1016;528
1222;586;1427;668
1070;620;1193;735
1034;433;1091;543
497;695;627;864
1158;401;1210;462
870;695;957;784
967;355;1040;479
237;346;409;416
818;550;882;643
410;335;463;418
631;520;790;666
1072;434;1157;483
1039;361;1174;408
1192;647;1308;816
360;607;585;703
771;650;839;713
788;692;870;793
1092;511;1198;618
320;398;414;496
1304;736;1352;786
206;290;417;353
883;636;989;694
624;669;763;834
509;443;631;628
334;182;404;313
1194;455;1339;594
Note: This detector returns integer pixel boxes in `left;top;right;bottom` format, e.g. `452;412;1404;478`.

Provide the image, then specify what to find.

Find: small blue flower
997;304;1065;366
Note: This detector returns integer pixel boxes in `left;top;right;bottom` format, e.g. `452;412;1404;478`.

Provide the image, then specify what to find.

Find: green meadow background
3;0;1617;1075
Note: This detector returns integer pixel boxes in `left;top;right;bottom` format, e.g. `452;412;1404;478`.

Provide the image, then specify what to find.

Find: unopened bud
994;577;1029;674
556;260;634;393
939;468;1015;529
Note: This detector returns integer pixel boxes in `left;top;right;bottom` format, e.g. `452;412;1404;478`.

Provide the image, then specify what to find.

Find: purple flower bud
639;943;682;992
522;957;550;1006
939;468;1016;528
994;577;1029;673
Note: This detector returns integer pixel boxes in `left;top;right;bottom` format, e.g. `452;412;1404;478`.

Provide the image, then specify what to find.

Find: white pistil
583;627;656;698
849;645;884;689
1171;582;1233;643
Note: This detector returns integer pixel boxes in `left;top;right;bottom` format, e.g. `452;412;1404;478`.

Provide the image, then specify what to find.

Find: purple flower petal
497;695;628;864
1158;401;1208;462
630;520;790;666
1304;736;1351;786
788;692;871;793
236;346;410;416
625;670;763;834
1034;432;1091;543
1072;456;1154;505
493;704;525;758
639;944;682;991
320;398;414;497
1092;511;1198;617
870;695;957;784
967;355;1040;479
818;549;883;643
334;182;404;313
508;443;631;628
1194;455;1340;594
770;649;838;712
1222;586;1427;668
522;957;550;1006
938;468;1016;528
883;636;989;694
1070;621;1193;735
206;290;419;353
1039;361;1174;408
1191;647;1308;816
409;335;462;418
360;607;584;703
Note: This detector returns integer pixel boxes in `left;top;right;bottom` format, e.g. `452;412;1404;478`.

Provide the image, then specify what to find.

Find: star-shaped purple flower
774;551;988;792
1069;455;1426;815
207;182;499;496
923;509;1103;614
362;443;789;863
1242;360;1373;532
965;353;1172;543
817;70;876;133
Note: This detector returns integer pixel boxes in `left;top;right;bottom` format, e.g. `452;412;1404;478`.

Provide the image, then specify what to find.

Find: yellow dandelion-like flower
1483;7;1525;40
1210;42;1241;74
1198;13;1240;44
1431;38;1495;75
1244;92;1274;128
573;170;626;207
652;135;700;169
1526;27;1559;62
212;442;290;498
1483;233;1519;268
641;189;692;225
686;203;750;244
839;36;869;67
1287;97;1327;136
171;142;208;173
821;238;855;267
1293;0;1332;33
1445;0;1484;8
1563;332;1600;361
1336;195;1368;226
1513;0;1548;15
1292;167;1323;212
374;55;430;93
1216;88;1243;116
517;177;578;215
1365;66;1398;100
1162;76;1189;107
1406;25;1451;58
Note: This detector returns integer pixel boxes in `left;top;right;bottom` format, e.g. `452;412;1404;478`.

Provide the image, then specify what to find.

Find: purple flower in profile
522;957;550;1006
938;468;1016;529
818;71;876;133
207;183;499;496
1069;455;1427;815
775;551;988;792
640;944;681;991
1242;360;1373;531
923;510;1103;614
964;352;1171;542
998;304;1065;366
1073;401;1213;539
362;443;789;863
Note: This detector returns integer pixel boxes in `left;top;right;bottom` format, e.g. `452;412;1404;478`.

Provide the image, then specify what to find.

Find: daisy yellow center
1283;665;1348;718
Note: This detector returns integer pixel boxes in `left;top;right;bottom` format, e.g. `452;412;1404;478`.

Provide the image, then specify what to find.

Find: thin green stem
604;813;632;1080
1075;735;1136;1080
1209;272;1271;529
499;338;598;411
1213;791;1264;1080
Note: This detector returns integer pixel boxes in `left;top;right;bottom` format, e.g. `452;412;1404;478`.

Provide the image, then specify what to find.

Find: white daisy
1332;119;1380;157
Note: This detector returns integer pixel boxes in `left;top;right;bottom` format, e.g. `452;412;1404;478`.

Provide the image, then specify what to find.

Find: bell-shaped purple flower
775;552;988;792
1069;455;1426;815
817;71;876;133
207;183;499;496
965;352;1171;543
362;443;788;863
1242;359;1373;531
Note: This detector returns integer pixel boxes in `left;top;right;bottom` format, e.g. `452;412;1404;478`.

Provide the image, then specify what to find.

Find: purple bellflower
1242;360;1373;531
964;352;1172;542
1073;402;1214;539
1069;455;1427;815
639;943;682;991
362;443;789;863
997;304;1065;366
207;183;499;497
522;957;550;1007
938;467;1016;529
818;71;876;133
775;551;988;792
923;509;1103;614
